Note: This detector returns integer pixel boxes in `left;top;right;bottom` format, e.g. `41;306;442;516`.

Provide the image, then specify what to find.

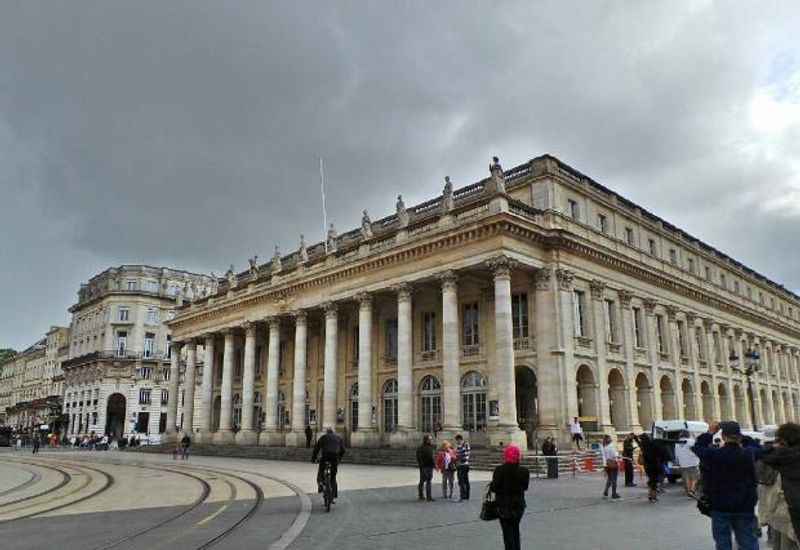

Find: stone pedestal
212;430;235;445
388;429;421;449
488;425;528;449
350;429;380;448
235;430;258;446
259;430;285;447
285;431;306;448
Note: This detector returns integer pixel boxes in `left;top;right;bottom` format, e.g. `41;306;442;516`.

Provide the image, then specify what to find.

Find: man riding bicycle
312;427;345;501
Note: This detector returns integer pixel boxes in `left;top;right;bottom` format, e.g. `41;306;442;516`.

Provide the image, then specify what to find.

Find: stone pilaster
165;340;182;440
619;290;642;432
236;322;258;444
590;280;613;432
286;311;308;447
642;299;665;421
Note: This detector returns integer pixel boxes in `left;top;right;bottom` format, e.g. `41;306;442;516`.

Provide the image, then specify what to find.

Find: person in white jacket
601;435;621;499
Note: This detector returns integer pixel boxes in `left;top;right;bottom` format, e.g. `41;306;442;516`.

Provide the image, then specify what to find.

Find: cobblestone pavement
0;448;712;549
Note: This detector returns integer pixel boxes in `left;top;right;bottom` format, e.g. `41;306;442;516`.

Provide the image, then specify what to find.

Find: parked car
651;420;709;483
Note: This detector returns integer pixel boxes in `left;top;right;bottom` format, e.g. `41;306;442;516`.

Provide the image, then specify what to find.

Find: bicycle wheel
324;477;332;512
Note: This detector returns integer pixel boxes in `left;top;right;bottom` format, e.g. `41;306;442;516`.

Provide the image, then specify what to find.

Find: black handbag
480;487;499;521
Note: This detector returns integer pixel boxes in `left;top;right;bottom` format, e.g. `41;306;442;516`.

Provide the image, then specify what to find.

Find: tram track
0;466;42;499
0;459;72;510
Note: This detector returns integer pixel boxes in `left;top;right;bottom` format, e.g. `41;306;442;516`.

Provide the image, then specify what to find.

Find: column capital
533;266;551;291
184;339;197;350
242;321;257;337
221;327;235;337
618;289;634;308
734;327;744;339
685;312;697;325
702;317;714;331
642;298;657;315
555;268;574;291
439;270;458;291
665;304;679;321
589;279;606;300
718;323;731;334
395;283;413;303
486;255;517;279
293;310;308;325
323;301;338;319
170;340;183;352
356;292;373;309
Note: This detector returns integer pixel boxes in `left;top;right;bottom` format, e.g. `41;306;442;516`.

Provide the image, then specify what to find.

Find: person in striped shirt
455;434;471;501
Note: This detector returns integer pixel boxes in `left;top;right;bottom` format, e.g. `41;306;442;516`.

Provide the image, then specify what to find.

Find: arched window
383;379;398;433
419;376;442;433
350;383;359;432
461;371;487;432
254;392;263;431
304;390;311;427
232;393;242;429
277;390;288;430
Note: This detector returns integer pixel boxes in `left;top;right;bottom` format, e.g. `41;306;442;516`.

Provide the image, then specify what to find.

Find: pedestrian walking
305;425;313;449
436;441;457;499
601;435;621;499
692;421;760;550
417;435;435;502
636;433;667;503
674;433;700;497
32;435;40;455
455;434;471;501
761;422;800;544
622;433;637;487
542;437;559;479
180;433;191;460
570;417;584;450
490;445;530;550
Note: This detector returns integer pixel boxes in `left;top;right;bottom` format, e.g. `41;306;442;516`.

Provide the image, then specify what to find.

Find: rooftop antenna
320;157;328;253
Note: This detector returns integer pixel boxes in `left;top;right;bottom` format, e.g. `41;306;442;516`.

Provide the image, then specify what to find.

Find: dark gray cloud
2;1;800;350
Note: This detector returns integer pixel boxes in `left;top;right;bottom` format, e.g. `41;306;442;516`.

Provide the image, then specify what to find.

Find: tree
0;348;16;364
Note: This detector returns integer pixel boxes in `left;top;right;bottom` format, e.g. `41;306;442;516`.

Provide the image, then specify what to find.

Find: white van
651;420;709;483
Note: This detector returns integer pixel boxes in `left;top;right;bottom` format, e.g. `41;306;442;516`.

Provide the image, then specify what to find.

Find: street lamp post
729;347;761;431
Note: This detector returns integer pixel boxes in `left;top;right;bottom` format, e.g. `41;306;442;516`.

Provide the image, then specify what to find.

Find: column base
284;431;306;448
350;429;380;448
235;430;258;445
212;430;235;445
388;429;422;449
488;425;527;449
259;430;285;447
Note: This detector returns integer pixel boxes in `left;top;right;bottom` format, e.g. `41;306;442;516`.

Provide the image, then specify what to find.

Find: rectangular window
720;273;726;289
127;280;137;291
462;303;480;347
144;280;159;293
234;349;242;379
146;308;159;324
255;345;263;377
677;320;687;357
143;333;155;358
139;366;152;380
139;388;151;405
161;389;169;406
669;249;677;265
278;341;287;376
573;290;587;337
385;319;398;360
116;331;127;357
625;227;635;246
734;280;740;294
422;312;437;352
713;332;722;364
511;293;529;340
747;286;752;299
688;258;695;274
166;335;172;359
633;308;644;348
604;300;617;343
656;315;666;353
162;367;170;381
705;266;711;281
568;199;579;220
696;328;705;360
648;238;657;256
597;214;608;233
118;306;129;322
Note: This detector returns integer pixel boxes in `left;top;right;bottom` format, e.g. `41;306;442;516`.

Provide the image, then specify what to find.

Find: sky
2;1;800;351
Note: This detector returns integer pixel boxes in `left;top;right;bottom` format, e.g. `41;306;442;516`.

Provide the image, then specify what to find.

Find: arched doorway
734;385;747;425
700;381;714;422
660;376;677;419
212;395;221;431
105;393;126;438
636;373;654;429
719;384;731;420
608;369;627;431
461;372;487;433
382;379;398;433
515;366;537;449
576;365;598;420
419;376;441;434
681;379;696;420
349;383;360;433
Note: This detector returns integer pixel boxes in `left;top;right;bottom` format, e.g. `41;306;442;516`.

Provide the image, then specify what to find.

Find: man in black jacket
761;422;800;540
622;434;636;487
312;428;345;500
692;421;759;550
416;435;435;501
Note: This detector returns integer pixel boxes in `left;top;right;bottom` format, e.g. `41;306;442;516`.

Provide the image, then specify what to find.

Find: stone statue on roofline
298;234;309;263
489;155;506;194
210;272;219;295
226;265;238;289
272;245;282;274
396;195;409;227
248;255;259;276
327;223;338;253
361;209;373;239
442;176;455;212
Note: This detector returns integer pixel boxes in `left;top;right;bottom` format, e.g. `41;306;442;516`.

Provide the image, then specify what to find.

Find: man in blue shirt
692;421;760;550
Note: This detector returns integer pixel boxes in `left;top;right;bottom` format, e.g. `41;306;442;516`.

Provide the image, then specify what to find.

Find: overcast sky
2;1;800;351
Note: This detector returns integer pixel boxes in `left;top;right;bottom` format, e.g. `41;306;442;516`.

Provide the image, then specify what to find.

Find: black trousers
317;457;339;498
546;456;559;479
499;517;522;550
624;457;634;485
418;467;433;499
457;465;470;500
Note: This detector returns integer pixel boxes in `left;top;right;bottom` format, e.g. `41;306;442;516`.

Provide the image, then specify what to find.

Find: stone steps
130;444;602;473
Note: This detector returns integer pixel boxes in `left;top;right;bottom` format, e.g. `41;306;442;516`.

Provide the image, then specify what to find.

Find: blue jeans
711;511;759;550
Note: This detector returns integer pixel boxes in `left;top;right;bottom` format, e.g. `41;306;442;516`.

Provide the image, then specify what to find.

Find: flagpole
320;157;328;253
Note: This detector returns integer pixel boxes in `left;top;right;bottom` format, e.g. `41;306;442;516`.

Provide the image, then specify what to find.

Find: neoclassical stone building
167;154;800;448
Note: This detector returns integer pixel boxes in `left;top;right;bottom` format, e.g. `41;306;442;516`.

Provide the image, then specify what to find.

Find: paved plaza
0;448;712;549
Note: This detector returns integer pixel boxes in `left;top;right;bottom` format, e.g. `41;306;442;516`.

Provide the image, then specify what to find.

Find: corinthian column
214;329;235;443
165;340;182;440
198;334;215;442
440;271;462;437
352;293;378;447
182;340;197;436
237;322;257;444
286;311;308;447
487;256;526;448
260;317;284;446
322;302;339;431
391;283;418;447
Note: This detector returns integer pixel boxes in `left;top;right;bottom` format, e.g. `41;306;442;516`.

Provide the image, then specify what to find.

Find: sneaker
612;494;621;499
427;497;435;502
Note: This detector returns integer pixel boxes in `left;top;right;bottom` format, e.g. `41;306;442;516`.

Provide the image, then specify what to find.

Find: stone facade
61;265;215;440
165;154;800;448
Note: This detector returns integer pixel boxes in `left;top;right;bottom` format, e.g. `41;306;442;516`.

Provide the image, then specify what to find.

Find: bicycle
321;461;334;512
